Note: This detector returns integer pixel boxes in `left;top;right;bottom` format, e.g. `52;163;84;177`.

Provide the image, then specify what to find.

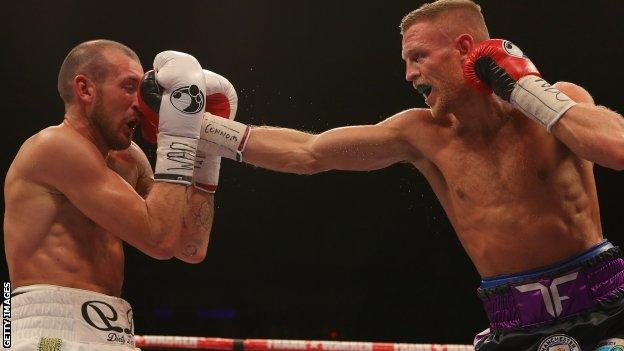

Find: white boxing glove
194;70;239;193
139;51;206;185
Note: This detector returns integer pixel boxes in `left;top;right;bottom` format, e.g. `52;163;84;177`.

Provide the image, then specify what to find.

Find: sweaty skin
4;139;151;296
4;48;214;296
241;19;622;278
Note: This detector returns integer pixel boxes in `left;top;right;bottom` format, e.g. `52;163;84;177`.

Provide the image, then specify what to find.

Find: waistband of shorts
477;242;624;331
11;284;135;347
480;240;613;289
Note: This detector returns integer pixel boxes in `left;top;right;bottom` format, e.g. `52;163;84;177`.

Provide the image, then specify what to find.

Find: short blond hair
399;0;488;39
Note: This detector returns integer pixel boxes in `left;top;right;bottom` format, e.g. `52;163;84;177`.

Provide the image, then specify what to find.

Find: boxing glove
464;39;576;132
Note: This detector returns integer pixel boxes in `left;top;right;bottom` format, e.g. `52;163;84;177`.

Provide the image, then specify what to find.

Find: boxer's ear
74;74;96;104
456;34;474;59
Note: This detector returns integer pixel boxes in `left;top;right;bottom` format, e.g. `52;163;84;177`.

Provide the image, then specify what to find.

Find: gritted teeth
415;84;432;98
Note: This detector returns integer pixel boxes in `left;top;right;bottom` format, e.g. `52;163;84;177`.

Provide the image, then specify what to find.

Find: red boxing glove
137;70;160;144
463;39;540;99
463;39;576;132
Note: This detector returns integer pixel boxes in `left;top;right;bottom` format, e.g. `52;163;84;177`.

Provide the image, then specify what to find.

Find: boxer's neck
63;108;110;156
452;94;514;138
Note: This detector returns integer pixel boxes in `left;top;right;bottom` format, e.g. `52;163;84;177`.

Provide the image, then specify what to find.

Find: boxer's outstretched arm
550;82;624;170
243;113;422;174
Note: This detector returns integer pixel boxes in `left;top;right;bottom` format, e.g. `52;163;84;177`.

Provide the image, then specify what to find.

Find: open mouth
415;84;432;99
126;119;138;131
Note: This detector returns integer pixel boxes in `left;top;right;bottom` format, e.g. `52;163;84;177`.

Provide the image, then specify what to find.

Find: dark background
2;0;623;346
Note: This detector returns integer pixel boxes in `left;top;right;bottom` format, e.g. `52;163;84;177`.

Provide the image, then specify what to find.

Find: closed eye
123;85;137;93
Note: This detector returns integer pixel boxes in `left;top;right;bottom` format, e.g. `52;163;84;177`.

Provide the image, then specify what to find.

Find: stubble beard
89;95;131;150
430;81;465;118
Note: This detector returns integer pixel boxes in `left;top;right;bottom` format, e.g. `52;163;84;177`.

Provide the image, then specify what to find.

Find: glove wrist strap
200;113;251;161
511;76;577;132
155;133;198;185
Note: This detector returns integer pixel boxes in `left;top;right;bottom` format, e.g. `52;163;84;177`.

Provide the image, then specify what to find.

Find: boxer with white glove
139;67;245;192
463;39;577;132
138;51;206;185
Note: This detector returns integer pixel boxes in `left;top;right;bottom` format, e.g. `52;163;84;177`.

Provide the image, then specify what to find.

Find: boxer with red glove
194;70;241;193
138;51;206;185
463;39;577;132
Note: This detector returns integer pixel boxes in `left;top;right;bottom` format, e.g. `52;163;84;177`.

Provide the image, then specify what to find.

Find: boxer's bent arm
31;134;186;259
550;82;624;170
174;189;214;263
131;142;214;263
243;115;421;174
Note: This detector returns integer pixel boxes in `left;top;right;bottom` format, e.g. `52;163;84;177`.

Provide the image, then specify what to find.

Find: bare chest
427;130;564;205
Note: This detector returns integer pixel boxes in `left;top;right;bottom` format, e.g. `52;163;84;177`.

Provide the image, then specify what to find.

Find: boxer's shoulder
384;108;450;130
22;123;101;159
552;81;594;104
11;124;106;191
382;108;453;146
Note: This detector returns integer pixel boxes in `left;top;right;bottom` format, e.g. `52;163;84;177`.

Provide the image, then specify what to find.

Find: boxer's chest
431;127;563;205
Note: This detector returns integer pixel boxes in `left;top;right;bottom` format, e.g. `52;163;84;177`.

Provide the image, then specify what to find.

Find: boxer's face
89;50;143;150
402;20;467;118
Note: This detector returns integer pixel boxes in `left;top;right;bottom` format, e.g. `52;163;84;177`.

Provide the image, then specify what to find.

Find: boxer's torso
397;108;602;277
4;125;150;296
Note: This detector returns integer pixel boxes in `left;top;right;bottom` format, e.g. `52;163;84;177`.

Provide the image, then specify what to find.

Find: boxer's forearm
140;182;191;259
243;126;321;174
175;189;214;263
551;104;624;170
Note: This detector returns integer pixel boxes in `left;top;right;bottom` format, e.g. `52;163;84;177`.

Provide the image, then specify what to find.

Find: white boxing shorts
8;284;139;350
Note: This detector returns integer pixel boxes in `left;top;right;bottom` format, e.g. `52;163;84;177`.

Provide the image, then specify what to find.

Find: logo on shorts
502;40;525;58
81;300;135;346
515;271;578;317
595;338;624;351
537;334;580;351
170;84;205;114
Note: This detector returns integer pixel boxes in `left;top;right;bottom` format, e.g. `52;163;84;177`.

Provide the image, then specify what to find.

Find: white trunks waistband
11;284;136;348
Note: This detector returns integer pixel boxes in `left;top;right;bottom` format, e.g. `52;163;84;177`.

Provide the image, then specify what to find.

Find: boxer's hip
10;284;138;350
478;240;624;331
474;240;624;350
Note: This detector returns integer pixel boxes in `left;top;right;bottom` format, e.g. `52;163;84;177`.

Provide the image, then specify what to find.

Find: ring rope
135;335;474;351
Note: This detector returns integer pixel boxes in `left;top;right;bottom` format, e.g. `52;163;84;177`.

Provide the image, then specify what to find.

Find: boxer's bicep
550;82;624;170
309;123;415;172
